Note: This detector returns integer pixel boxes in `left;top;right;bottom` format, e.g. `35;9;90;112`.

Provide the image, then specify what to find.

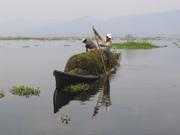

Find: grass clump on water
60;115;71;124
63;83;90;93
111;41;159;49
0;90;5;98
10;85;40;97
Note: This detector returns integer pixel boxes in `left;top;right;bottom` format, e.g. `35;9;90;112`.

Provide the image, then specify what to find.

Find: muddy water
0;39;180;135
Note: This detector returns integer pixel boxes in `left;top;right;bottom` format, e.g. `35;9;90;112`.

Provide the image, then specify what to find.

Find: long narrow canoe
53;70;100;89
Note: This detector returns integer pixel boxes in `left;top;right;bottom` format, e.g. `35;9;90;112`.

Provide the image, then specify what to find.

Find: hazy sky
0;0;180;22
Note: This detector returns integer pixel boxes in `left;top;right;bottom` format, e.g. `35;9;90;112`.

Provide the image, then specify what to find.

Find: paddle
92;26;103;41
92;26;107;74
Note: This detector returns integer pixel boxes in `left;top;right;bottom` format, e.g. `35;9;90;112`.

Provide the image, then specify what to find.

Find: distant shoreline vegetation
0;36;83;41
111;41;160;49
0;35;163;41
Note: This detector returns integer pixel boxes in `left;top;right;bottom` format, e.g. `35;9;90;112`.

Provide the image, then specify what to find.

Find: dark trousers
104;47;111;69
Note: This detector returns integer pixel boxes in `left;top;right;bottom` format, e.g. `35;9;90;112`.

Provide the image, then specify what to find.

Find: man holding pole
92;26;112;69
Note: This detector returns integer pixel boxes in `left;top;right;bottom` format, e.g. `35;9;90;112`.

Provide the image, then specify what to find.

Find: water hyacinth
0;90;5;98
60;115;71;124
10;85;40;97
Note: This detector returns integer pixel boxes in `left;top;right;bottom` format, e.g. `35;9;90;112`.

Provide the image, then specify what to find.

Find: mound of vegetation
0;90;5;98
111;41;159;49
10;85;40;97
65;50;120;75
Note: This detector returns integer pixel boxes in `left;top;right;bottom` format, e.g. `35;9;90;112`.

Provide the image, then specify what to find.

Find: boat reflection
92;76;111;118
53;76;111;117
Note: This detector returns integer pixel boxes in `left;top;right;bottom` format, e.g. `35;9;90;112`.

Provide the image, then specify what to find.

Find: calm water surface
0;39;180;135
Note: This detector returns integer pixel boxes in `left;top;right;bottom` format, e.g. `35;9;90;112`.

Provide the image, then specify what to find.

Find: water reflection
53;76;111;118
92;77;111;118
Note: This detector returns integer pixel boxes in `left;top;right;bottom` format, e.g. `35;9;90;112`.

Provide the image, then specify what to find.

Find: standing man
92;26;112;68
92;26;112;48
100;33;112;47
101;34;112;69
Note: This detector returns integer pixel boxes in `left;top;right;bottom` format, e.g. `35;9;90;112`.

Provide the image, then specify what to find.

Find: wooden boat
53;49;120;89
53;70;100;89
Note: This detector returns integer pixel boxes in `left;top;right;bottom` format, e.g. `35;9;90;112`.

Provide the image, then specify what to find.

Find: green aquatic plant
63;83;90;93
10;85;40;97
111;41;159;49
60;115;71;124
65;50;120;75
0;90;5;98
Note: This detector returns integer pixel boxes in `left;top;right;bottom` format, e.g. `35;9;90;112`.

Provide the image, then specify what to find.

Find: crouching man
82;38;97;52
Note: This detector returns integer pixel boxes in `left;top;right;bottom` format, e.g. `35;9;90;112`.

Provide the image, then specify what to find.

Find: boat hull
53;70;100;89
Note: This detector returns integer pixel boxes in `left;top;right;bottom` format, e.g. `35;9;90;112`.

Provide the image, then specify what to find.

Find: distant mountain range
0;10;180;36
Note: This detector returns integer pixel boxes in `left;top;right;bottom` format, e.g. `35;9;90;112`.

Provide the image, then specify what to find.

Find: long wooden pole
94;35;107;74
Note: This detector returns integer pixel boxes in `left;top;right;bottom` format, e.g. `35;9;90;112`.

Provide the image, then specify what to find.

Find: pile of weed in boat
65;50;120;75
10;85;40;97
111;41;159;49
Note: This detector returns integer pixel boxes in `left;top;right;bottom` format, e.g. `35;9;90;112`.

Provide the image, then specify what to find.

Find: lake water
0;38;180;135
